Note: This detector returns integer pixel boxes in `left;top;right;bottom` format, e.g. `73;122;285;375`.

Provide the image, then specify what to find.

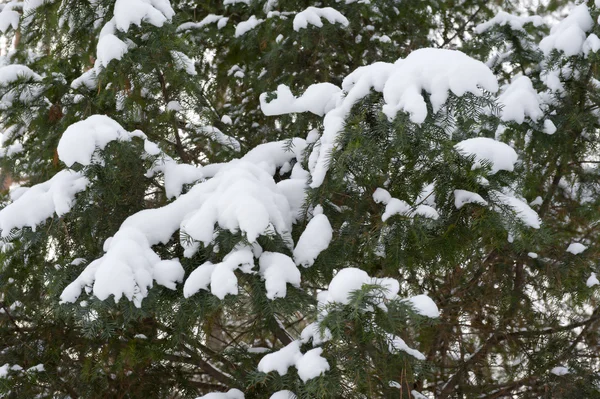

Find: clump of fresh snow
550;366;569;376
528;252;538;259
293;212;333;267
23;0;55;13
583;34;600;56
301;322;332;346
95;0;175;67
373;188;438;221
491;190;541;229
146;157;204;199
0;3;20;33
403;294;440;318
260;83;341;117
587;272;599;287
498;76;543;123
320;267;399;308
387;334;426;360
171;51;196;75
293;7;349;31
196;125;241;152
180;161;293;245
474;11;543;34
27;364;44;373
454;189;488;209
57;115;146;167
0;170;89;237
258;341;302;376
113;0;175;33
0;65;42;86
295;348;330;382
269;391;296;399
61;139;307;306
235;15;263;37
60;227;185;307
543;119;557;134
380;49;498;123
539;4;593;56
566;242;587;255
196;389;245;399
177;14;228;31
258;341;330;382
455;137;518;174
299;48;497;188
259;252;301;299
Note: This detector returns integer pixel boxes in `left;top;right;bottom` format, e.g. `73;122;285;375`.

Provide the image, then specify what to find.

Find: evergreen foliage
2;0;600;398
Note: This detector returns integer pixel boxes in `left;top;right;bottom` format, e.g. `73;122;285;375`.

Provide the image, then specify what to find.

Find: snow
71;69;97;90
498;76;543;123
269;391;296;399
61;138;306;306
260;83;341;117
528;252;538;259
0;3;20;33
147;157;204;199
566;242;587;255
373;187;392;204
183;262;215;297
258;341;302;376
293;7;349;31
323;268;399;307
583;33;600;56
539;4;593;56
60;227;185;307
181;161;293;245
171;51;197;75
23;0;55;13
235;15;263;37
454;189;488;209
374;188;438;221
587;272;599;287
197;126;241;152
221;115;232;125
454;137;518;174
0;65;42;85
543;119;557;134
27;364;44;373
0;170;89;237
404;295;440;318
387;334;426;360
96;21;129;68
380;49;498;123
411;391;428;399
196;389;245;399
303;48;497;188
550;366;569;376
177;15;228;31
300;322;332;346
57;115;145;167
258;252;301;299
491;191;541;229
113;0;174;33
530;196;543;206
474;11;543;34
257;341;330;382
293;213;333;267
295;348;330;382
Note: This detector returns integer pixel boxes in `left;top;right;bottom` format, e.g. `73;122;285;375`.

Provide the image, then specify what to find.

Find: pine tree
4;1;600;399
